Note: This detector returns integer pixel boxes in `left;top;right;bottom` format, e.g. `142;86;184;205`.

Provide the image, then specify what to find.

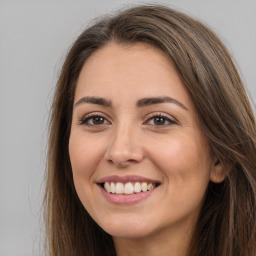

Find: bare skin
69;42;227;256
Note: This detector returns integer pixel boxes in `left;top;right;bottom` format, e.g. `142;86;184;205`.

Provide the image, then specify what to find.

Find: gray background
0;0;255;255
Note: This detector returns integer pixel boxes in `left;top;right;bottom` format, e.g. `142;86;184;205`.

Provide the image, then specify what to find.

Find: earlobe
210;157;232;183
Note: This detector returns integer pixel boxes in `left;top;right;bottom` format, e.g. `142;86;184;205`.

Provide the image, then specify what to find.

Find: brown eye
92;116;105;125
153;116;166;125
80;115;110;126
145;114;177;126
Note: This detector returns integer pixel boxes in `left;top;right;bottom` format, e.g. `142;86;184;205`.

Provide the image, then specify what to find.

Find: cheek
68;132;108;209
148;137;198;170
150;137;212;219
69;132;105;178
68;132;107;211
148;135;212;193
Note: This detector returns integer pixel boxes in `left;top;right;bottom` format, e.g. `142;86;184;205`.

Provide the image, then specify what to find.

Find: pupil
93;116;104;124
154;117;165;125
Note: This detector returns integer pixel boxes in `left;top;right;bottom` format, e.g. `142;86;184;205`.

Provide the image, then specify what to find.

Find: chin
97;215;157;239
106;226;153;239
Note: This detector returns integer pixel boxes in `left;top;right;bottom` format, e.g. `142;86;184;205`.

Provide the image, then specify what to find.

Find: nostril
106;155;142;166
106;158;132;168
104;138;144;167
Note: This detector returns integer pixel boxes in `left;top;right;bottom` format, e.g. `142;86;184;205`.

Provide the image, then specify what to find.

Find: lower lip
98;185;157;205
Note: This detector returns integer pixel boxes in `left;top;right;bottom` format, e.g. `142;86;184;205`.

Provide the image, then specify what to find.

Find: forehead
74;42;193;109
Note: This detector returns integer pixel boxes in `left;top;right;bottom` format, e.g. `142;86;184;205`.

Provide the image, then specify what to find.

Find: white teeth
147;183;154;190
124;182;134;194
104;182;111;193
141;182;148;192
110;182;116;193
103;181;157;194
116;182;124;194
134;182;141;193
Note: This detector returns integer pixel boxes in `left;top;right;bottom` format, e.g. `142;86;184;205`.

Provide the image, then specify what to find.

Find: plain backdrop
0;0;255;255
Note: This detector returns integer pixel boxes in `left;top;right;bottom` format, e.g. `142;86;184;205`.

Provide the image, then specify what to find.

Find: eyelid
78;112;111;126
77;111;178;126
144;112;179;125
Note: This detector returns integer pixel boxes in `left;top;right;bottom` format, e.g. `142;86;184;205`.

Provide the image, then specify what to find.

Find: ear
210;157;232;183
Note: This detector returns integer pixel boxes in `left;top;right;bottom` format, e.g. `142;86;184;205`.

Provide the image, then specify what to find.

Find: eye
145;114;177;126
79;114;110;126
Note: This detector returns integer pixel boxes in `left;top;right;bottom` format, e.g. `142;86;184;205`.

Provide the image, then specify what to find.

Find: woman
44;4;256;256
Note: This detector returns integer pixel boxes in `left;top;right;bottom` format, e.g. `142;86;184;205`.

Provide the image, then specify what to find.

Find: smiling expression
69;42;225;241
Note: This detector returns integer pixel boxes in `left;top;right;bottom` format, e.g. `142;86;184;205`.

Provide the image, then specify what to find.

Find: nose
104;122;144;168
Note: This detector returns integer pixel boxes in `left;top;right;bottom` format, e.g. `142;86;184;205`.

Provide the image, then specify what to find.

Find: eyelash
79;113;110;126
79;112;178;127
145;113;178;126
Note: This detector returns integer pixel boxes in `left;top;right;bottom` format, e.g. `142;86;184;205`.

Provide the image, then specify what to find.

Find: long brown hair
44;4;256;256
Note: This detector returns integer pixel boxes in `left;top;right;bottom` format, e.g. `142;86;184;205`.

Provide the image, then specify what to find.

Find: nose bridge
105;119;143;167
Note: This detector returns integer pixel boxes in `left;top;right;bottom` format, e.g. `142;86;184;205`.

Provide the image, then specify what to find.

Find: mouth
99;181;160;195
97;175;161;204
97;175;161;195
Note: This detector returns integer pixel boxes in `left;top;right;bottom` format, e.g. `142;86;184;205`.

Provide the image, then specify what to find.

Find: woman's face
69;42;224;240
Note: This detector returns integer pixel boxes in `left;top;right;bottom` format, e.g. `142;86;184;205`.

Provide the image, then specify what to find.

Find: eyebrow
74;96;188;110
74;96;112;107
137;96;188;110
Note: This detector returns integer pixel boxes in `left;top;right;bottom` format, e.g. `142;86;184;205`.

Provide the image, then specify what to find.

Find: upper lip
97;175;161;184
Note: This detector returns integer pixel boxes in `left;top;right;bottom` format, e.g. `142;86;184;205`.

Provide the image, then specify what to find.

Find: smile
97;175;161;204
103;181;157;195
